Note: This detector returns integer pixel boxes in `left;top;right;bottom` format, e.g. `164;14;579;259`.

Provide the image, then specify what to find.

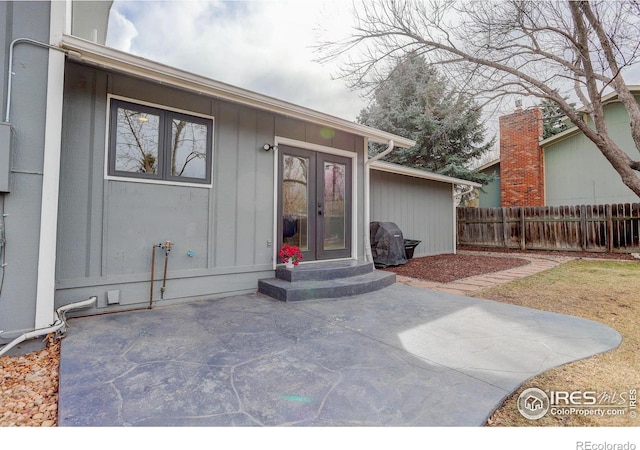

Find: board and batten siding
544;100;640;206
55;61;364;311
0;1;53;334
370;170;454;256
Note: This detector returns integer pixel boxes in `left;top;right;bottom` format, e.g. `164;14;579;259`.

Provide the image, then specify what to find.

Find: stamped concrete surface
58;284;620;426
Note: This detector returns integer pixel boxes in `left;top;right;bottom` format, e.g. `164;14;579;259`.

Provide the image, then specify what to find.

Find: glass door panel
278;146;351;262
317;153;352;260
282;154;310;251
323;161;346;250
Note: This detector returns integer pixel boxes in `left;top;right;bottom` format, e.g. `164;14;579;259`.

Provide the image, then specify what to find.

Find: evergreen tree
357;53;494;183
541;98;572;140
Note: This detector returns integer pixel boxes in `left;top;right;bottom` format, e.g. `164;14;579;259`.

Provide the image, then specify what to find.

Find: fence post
502;207;509;248
580;205;588;251
606;204;613;253
520;206;526;250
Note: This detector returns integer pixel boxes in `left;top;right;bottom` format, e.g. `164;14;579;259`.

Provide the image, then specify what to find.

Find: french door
278;145;352;261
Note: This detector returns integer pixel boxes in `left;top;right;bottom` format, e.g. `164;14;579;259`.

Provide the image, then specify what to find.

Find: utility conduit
0;296;97;357
4;38;81;123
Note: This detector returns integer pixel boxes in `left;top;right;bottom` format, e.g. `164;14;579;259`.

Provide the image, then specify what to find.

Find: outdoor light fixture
263;143;275;151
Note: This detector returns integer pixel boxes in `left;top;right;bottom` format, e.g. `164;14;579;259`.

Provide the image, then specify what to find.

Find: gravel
0;335;59;427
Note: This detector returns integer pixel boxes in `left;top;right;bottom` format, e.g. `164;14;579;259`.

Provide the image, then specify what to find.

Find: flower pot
284;260;294;269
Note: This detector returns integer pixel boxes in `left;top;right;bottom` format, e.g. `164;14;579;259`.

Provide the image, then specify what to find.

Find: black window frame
108;98;213;186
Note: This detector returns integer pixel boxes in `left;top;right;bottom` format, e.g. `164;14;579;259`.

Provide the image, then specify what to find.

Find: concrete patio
58;283;621;426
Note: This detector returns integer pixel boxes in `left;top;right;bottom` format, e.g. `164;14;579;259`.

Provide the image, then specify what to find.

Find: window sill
105;175;213;189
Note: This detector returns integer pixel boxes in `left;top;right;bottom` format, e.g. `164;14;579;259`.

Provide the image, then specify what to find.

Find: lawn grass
475;259;640;427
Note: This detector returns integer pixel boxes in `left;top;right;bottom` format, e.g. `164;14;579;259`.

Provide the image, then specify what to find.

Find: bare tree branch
315;0;640;198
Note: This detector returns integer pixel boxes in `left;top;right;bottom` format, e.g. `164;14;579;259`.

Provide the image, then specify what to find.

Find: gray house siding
370;170;454;256
0;1;52;334
55;62;364;312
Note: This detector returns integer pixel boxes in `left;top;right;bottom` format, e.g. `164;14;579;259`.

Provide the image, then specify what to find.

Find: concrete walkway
397;251;573;296
58;280;620;427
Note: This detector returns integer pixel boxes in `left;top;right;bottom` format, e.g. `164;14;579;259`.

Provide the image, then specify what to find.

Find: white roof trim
539;125;581;146
540;87;640;147
369;161;481;187
60;35;416;148
477;158;500;172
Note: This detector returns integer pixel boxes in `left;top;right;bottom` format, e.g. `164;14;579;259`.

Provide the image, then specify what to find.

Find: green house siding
544;101;640;206
478;165;501;208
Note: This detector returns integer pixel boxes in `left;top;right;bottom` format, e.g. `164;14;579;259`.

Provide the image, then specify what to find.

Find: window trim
105;94;214;188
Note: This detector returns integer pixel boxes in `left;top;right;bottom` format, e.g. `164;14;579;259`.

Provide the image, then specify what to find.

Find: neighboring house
476;158;500;208
478;94;640;207
0;1;479;337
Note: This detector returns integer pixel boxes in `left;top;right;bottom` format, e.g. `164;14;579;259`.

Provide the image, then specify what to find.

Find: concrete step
275;260;375;282
258;269;396;302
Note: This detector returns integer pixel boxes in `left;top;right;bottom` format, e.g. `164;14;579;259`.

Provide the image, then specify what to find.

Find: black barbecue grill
370;222;421;268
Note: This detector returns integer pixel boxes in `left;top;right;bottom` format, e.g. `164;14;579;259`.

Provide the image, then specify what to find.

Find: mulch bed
383;246;639;284
382;253;531;283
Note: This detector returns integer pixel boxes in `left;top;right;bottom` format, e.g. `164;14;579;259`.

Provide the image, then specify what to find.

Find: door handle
318;202;323;216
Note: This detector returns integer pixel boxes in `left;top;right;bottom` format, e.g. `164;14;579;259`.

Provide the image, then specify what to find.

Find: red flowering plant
279;244;303;266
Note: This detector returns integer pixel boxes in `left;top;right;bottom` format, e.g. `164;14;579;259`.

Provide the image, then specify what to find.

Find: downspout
363;140;394;262
452;185;458;255
452;184;476;255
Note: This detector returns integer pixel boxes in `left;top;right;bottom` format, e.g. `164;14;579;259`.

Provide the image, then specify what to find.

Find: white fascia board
477;158;500;172
369;160;482;187
60;35;416;149
541;89;640;147
539;125;581;147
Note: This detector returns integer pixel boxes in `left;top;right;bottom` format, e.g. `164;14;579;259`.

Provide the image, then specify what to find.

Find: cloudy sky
105;0;366;121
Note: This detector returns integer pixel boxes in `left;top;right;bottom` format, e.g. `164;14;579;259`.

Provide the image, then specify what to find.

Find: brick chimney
499;105;544;206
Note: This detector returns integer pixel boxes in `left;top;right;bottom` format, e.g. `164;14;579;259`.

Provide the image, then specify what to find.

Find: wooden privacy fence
457;204;640;253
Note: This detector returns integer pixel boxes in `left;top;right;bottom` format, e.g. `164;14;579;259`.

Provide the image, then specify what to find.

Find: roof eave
370;161;482;187
539;126;581;146
60;35;416;148
477;158;500;172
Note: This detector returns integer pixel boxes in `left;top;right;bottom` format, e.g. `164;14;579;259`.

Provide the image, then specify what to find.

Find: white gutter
454;185;477;198
60;35;416;148
451;184;477;255
452;184;457;254
363;140;395;262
